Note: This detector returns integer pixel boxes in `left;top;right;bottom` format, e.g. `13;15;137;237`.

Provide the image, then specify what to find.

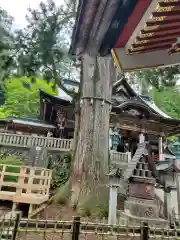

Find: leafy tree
0;1;78;101
0;77;57;118
14;0;78;93
133;66;180;94
151;86;180;119
0;6;14;84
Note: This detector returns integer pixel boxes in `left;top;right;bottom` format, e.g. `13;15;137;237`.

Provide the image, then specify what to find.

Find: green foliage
151;87;180;119
0;1;77;98
96;203;108;219
0;105;13;118
79;203;108;218
134;66;180;92
48;152;72;189
80;207;92;217
14;0;76;87
0;77;57;118
0;7;14;83
49;153;72;204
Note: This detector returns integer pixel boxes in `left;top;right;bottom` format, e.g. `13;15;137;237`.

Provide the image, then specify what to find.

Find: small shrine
0;79;76;167
107;78;180;225
39;89;75;139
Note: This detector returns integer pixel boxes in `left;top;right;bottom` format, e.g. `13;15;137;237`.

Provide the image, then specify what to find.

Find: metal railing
0;214;179;240
0;132;72;150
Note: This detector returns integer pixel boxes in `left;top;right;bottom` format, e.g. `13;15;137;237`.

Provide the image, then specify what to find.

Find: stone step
123;145;145;181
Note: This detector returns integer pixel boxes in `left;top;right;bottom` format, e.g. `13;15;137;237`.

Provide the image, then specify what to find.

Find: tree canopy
0;77;57;118
0;0;78;118
151;86;180;120
0;0;78;88
0;6;14;83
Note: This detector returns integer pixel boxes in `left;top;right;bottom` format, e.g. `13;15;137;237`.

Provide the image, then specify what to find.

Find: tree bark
70;53;115;213
73;100;80;152
72;62;83;153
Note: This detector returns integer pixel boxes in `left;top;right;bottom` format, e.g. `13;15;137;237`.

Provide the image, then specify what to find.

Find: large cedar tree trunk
71;54;115;212
72;64;83;152
73;100;81;152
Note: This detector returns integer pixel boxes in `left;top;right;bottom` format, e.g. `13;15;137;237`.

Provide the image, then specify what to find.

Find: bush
48;152;72;189
96;203;108;218
80;207;92;217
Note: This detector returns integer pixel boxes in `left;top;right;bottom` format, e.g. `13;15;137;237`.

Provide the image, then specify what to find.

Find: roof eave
69;0;86;55
69;0;121;56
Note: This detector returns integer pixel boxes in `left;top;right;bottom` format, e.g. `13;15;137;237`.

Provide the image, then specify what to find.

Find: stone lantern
107;168;122;225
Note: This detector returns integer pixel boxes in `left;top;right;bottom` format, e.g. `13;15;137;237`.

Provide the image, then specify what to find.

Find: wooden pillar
43;101;47;121
176;172;180;223
158;134;164;161
139;133;145;143
127;152;131;162
12;202;17;212
164;187;171;220
108;186;118;225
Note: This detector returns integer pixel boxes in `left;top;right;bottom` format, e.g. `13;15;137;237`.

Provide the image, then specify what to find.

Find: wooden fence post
141;222;149;240
72;216;80;240
12;212;21;240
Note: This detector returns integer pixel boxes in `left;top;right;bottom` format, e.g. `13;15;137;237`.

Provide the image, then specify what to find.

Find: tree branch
50;56;77;98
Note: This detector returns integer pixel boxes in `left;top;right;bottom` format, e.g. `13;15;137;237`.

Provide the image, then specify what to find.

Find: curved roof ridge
139;95;171;119
113;78;172;119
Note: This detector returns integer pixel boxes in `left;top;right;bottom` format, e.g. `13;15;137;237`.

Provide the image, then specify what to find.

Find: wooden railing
0;164;52;204
110;150;131;165
0;132;72;150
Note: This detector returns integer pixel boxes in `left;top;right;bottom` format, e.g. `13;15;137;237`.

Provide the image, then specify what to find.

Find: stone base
124;197;159;218
118;196;168;227
117;211;168;227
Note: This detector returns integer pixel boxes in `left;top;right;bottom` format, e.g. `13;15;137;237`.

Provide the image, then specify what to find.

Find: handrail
0;132;72;150
110;150;131;164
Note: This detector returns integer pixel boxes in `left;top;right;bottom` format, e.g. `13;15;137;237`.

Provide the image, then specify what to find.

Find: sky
0;0;63;28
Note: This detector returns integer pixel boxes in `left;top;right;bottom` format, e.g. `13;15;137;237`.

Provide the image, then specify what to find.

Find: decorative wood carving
56;108;67;129
127;109;141;117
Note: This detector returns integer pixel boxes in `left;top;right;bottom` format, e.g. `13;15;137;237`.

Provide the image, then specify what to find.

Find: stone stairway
123;142;147;182
118;143;147;196
117;143;168;226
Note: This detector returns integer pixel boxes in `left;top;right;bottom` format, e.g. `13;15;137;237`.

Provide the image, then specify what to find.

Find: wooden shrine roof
39;78;180;136
39;90;75;124
70;0;180;71
157;161;180;173
111;78;180;136
0;117;55;133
